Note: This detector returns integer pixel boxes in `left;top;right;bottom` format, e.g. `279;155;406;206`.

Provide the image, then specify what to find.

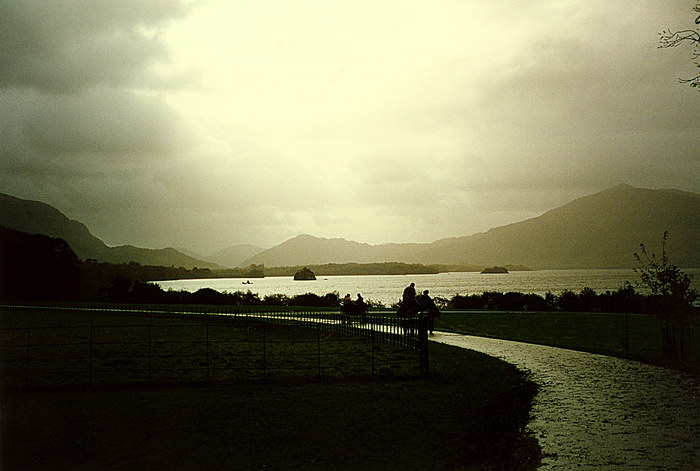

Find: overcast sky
1;1;699;254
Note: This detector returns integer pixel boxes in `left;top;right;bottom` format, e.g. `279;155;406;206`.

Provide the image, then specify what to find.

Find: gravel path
432;332;700;470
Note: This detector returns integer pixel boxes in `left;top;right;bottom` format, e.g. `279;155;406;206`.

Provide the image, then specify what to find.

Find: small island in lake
293;267;317;280
481;266;509;274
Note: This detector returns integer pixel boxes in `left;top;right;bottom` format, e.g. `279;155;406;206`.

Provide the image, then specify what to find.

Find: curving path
432;332;700;470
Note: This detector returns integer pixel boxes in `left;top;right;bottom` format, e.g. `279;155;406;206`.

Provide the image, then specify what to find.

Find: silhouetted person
398;282;418;333
402;282;418;315
355;293;367;323
417;289;439;335
342;293;353;324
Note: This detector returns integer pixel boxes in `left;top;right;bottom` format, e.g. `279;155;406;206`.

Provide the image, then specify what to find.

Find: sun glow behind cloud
159;1;570;245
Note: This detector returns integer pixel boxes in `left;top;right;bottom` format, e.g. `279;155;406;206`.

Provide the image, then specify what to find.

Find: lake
156;268;700;307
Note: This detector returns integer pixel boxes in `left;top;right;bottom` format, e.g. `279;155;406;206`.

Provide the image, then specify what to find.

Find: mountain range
1;184;698;270
241;185;700;269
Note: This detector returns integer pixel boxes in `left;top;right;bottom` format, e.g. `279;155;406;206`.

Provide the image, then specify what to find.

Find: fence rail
0;304;429;386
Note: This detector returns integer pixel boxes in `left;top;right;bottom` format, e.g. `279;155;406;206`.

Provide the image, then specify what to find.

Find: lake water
156;268;700;307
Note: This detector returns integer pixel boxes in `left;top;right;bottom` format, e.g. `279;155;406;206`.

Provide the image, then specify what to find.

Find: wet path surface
432;332;700;470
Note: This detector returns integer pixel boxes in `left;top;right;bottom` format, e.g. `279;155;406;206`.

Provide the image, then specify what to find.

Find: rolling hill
243;185;700;269
0;193;221;269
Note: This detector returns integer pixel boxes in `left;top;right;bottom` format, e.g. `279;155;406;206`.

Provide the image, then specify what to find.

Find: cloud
457;3;700;193
1;0;698;253
0;0;203;247
2;89;191;160
0;0;192;94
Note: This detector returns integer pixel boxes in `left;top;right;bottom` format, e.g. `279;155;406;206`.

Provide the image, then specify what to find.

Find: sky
1;1;699;254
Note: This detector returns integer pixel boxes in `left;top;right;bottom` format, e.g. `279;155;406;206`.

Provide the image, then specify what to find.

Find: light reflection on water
156;269;700;307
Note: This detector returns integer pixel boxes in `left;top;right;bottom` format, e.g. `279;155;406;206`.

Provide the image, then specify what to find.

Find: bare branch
658;29;700;49
659;4;700;90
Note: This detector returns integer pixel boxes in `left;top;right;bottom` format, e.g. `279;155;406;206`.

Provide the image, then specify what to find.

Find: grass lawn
1;308;541;470
435;310;699;369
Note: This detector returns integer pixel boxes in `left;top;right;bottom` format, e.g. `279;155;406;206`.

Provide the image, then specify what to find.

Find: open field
435;310;699;369
1;307;540;470
0;309;419;386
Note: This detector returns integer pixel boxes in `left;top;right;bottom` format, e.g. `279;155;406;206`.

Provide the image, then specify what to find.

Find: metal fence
0;304;429;386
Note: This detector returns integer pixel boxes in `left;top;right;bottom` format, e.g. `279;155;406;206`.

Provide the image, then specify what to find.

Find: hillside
0;193;221;269
425;184;700;268
208;244;266;268
243;185;700;269
0;193;108;259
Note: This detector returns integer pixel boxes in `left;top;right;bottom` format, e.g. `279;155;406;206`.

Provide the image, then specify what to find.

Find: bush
288;292;340;307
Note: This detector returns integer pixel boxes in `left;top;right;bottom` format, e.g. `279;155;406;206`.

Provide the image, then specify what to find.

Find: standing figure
398;282;418;334
402;282;418;316
355;293;367;323
342;293;353;324
416;289;439;335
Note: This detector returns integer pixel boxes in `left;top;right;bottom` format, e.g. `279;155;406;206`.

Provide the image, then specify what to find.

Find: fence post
371;329;375;375
206;324;210;382
89;321;94;384
418;315;429;376
317;324;321;378
148;325;152;381
25;327;30;386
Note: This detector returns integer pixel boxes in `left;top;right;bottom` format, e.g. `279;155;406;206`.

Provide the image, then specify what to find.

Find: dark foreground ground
1;311;540;470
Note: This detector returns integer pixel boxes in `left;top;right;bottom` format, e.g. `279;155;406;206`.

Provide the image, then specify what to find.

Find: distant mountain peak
242;185;699;269
609;183;636;190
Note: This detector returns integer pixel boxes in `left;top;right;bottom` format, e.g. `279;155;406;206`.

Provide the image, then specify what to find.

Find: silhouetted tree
659;2;700;89
0;227;81;301
634;231;698;361
288;292;338;307
577;287;599;312
556;290;580;312
263;293;291;306
600;285;643;314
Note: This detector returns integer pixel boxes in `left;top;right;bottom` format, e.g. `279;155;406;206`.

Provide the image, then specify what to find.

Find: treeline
89;283;685;317
106;285;345;308
84;263;266;282
445;286;664;314
261;263;531;277
265;262;442;277
156;262;486;279
75;260;486;282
